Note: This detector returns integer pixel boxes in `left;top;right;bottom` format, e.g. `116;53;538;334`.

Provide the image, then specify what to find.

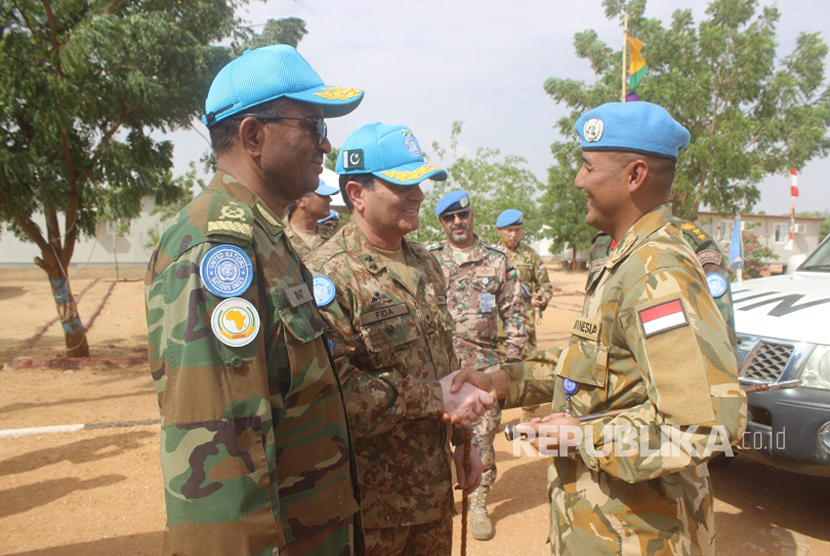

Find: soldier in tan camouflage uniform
588;221;737;349
284;179;339;258
429;190;527;541
306;122;494;556
453;101;747;556
144;45;366;556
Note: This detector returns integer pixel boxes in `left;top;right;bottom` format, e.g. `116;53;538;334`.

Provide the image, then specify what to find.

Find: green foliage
543;0;830;221
741;230;779;279
325;147;340;171
0;0;306;354
540;141;596;263
797;210;830;240
411;122;543;245
144;163;204;250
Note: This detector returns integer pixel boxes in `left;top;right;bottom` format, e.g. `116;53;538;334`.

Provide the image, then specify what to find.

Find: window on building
773;223;787;243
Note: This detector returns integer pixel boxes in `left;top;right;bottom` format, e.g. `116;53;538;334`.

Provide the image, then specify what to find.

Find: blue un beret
318;209;338;223
314;180;339;196
496;209;523;228
574;102;690;161
435;190;471;217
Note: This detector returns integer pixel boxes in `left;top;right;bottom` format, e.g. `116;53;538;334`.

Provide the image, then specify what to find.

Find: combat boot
470;485;494;540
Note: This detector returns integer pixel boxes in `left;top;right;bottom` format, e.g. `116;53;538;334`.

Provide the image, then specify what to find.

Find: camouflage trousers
364;512;452;556
280;515;359;556
473;404;502;488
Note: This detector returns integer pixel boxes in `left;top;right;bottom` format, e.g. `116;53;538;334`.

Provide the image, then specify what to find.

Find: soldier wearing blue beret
452;101;746;556
284;179;340;257
146;45;366;556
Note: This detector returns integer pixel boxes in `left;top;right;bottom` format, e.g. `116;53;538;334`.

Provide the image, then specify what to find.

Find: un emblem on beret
584;118;604;142
404;133;422;157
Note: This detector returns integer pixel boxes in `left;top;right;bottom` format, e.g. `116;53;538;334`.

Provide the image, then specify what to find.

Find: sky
164;0;830;216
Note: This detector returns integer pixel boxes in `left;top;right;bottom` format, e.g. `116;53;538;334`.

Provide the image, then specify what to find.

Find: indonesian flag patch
638;299;688;337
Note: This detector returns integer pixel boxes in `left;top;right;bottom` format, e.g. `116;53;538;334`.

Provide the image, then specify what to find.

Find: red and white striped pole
785;168;799;251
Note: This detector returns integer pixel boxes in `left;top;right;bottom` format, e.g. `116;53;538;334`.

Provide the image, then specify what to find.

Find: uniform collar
208;171;285;235
342;220;421;276
605;203;673;270
446;236;486;263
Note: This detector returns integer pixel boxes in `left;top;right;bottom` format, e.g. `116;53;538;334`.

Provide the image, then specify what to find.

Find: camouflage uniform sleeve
499;256;528;361
501;347;562;408
696;240;737;348
575;265;747;483
533;250;554;301
319;284;445;439
146;240;285;554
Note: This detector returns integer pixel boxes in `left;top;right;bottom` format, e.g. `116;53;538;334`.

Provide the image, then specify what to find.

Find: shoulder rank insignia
206;195;253;241
211;297;260;347
200;245;253;298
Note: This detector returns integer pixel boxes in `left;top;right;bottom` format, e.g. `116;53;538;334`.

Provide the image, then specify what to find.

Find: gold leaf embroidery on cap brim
314;87;363;100
381;165;441;182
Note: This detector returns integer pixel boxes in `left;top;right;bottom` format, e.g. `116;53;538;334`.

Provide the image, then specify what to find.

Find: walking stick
504;380;800;441
460;430;472;556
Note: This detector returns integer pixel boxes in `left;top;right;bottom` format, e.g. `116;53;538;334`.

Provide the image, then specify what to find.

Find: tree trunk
37;257;90;358
571;244;577;272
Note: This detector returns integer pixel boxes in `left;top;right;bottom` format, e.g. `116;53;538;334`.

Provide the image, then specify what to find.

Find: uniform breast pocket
278;301;336;403
360;305;420;367
556;337;609;415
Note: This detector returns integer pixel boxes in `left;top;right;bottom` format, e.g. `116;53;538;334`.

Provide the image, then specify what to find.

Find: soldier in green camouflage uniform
428;190;527;541
284;180;339;258
587;221;737;348
496;210;554;355
307;123;493;556
145;45;366;556
454;102;747;556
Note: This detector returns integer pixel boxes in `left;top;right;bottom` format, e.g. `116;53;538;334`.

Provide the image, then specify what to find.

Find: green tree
0;1;306;356
413;121;543;245
541;141;596;269
544;0;830;223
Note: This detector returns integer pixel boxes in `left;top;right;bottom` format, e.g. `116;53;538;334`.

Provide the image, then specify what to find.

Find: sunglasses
234;114;327;144
440;210;471;223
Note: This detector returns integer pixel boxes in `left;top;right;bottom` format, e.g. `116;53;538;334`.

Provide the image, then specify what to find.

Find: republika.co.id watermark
510;424;786;458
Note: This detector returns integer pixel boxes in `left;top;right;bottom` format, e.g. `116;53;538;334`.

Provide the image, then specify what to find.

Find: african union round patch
200;245;253;298
706;272;728;299
313;275;336;307
210;297;260;347
562;378;579;395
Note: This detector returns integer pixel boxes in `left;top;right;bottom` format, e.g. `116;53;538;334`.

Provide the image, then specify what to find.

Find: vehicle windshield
800;235;830;271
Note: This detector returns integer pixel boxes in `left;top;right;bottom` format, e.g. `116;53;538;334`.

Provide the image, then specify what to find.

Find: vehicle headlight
800;345;830;390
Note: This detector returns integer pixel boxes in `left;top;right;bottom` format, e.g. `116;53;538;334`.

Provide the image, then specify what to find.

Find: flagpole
622;13;629;102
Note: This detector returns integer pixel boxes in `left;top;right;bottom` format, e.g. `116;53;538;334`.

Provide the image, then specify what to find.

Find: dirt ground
1;265;829;556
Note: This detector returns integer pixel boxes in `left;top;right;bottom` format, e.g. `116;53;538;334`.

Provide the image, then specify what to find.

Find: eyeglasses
440;210;471;223
234;114;327;144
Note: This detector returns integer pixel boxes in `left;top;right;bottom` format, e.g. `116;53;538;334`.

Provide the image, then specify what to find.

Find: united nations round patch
200;245;253;298
404;133;422;157
210;297;260;347
562;378;579;395
313;275;337;307
706;272;728;298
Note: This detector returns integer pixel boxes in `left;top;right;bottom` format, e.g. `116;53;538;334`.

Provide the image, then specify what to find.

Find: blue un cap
496;209;523;228
575;102;690;161
435;190;471;217
314;180;339;196
336;122;448;186
203;45;364;126
318;209;338;223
